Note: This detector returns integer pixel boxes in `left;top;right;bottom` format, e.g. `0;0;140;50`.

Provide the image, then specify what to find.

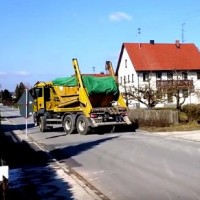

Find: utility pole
181;23;186;43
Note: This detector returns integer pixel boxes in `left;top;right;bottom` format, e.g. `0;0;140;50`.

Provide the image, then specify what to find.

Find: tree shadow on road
50;135;119;161
0;123;35;132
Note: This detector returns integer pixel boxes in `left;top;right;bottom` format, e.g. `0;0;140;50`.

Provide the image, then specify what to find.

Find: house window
132;74;134;83
125;59;127;68
143;72;149;82
197;71;200;80
156;90;163;99
167;72;173;80
156;72;162;79
128;75;130;83
167;92;173;103
124;76;126;84
182;72;188;80
120;76;122;84
182;89;188;97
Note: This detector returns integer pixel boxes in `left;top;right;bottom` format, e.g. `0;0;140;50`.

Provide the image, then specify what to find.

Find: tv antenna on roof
137;28;141;48
181;23;186;43
92;66;95;73
138;28;141;41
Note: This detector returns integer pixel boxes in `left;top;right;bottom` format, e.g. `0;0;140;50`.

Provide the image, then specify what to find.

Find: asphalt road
1;106;200;200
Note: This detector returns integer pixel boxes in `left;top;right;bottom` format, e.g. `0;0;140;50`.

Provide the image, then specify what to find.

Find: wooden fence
128;109;179;127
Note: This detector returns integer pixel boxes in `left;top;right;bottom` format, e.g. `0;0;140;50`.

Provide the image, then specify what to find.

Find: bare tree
195;90;200;102
157;78;194;110
122;73;194;110
168;87;188;110
122;80;166;109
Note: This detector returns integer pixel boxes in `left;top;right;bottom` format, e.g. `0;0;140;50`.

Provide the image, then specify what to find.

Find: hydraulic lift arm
105;61;127;107
105;61;116;78
72;58;84;88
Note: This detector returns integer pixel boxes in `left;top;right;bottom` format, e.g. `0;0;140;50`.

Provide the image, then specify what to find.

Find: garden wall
128;109;179;127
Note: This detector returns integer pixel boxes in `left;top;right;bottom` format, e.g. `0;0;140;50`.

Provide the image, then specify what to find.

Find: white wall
118;48;138;90
117;49;200;108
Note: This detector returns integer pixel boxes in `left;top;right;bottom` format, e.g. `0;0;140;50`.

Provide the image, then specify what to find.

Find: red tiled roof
116;42;200;73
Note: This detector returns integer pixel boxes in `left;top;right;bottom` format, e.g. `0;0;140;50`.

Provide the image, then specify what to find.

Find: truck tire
76;115;91;135
63;115;75;134
33;113;38;126
39;116;46;132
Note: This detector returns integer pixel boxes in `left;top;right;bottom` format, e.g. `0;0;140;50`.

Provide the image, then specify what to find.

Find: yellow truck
30;58;132;135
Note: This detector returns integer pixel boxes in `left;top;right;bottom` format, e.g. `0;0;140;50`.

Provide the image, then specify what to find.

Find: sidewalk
149;130;200;143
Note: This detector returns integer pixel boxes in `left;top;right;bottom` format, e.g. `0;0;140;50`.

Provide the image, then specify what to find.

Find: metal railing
156;80;193;89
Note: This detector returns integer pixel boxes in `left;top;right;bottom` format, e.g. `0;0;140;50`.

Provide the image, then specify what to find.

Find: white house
116;40;200;108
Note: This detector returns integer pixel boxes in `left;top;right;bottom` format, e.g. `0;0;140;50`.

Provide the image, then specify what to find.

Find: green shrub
178;111;188;123
182;104;200;122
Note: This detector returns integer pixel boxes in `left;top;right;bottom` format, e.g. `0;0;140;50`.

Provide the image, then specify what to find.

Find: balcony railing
156;80;193;89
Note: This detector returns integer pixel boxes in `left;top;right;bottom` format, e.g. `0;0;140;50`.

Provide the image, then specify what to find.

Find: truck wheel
63;115;75;134
33;113;38;126
39;116;46;132
76;115;91;135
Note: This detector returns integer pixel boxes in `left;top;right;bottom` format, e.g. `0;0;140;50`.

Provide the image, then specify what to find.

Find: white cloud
109;12;132;22
15;71;30;76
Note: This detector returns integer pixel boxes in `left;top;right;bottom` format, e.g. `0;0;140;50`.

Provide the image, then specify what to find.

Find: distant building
116;40;200;108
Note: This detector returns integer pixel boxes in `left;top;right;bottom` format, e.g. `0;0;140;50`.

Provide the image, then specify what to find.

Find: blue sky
0;0;200;91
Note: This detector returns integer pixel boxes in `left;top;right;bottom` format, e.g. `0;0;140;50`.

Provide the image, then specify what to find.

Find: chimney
150;40;155;45
175;40;180;48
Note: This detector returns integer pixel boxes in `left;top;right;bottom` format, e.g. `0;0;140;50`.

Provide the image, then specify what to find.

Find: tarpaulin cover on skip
52;76;119;96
